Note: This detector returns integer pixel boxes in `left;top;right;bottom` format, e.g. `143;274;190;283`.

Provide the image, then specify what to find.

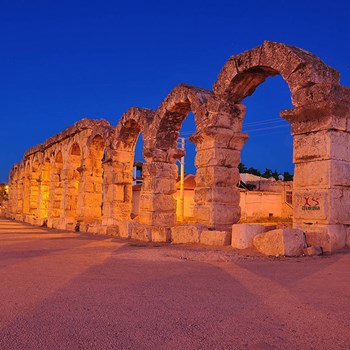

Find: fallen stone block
303;246;323;256
303;225;346;253
231;224;276;249
253;228;306;257
200;230;231;246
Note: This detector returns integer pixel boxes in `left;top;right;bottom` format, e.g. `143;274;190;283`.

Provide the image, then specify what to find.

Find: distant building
131;163;293;220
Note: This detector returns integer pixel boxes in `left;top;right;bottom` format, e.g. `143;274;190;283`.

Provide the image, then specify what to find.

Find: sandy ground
0;218;350;350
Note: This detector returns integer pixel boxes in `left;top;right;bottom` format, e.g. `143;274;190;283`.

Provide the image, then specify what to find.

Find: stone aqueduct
6;41;350;251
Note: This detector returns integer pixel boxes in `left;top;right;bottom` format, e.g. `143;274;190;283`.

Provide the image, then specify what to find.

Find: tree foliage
238;163;293;181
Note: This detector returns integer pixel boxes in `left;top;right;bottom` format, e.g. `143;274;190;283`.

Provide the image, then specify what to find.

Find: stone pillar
61;165;80;230
17;169;25;217
23;171;31;216
282;99;350;251
29;175;40;220
76;165;103;226
38;161;51;223
191;128;247;229
138;156;178;227
47;159;63;228
101;152;134;226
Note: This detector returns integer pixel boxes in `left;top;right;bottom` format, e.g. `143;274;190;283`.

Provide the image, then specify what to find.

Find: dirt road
1;219;349;349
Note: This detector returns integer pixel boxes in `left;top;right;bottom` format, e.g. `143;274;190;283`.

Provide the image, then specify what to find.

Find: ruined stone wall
7;41;350;251
7;119;115;231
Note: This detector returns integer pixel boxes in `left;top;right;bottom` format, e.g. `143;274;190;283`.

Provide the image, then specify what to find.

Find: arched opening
173;112;196;223
117;118;142;220
131;130;144;219
110;107;155;226
214;41;349;251
238;74;294;224
145;85;223;228
50;151;63;224
40;157;51;221
82;134;106;224
29;159;40;218
64;142;81;228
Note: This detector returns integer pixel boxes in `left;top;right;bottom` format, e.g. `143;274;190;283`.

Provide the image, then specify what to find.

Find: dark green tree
283;171;294;181
262;168;273;178
272;169;279;180
238;162;248;173
247;167;261;176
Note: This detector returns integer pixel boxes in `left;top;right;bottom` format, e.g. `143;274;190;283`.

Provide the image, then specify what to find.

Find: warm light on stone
5;41;350;253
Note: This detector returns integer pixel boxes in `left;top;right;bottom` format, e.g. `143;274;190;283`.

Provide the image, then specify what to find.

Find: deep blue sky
1;0;350;182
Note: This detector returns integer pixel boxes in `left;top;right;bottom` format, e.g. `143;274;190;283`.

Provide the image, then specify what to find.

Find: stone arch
106;107;156;226
63;141;82;229
214;41;350;251
138;84;245;229
213;40;340;106
151;84;215;152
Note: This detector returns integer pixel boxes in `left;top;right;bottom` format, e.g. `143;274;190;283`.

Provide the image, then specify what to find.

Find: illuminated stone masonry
6;41;350;252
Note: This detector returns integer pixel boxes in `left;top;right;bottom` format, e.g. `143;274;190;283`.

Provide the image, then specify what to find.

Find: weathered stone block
253;228;306;257
282;101;349;135
301;224;347;252
193;130;247;151
131;224;151;242
88;225;107;235
116;221;133;238
294;130;350;163
142;162;178;179
141;177;177;195
151;226;171;243
170;225;206;244
200;230;231;246
303;246;323;256
194;187;240;205
109;202;132;221
293;190;328;222
195;148;240;168
287;61;339;95
195;166;239;187
138;210;176;227
205;111;245;132
231;224;276;249
292;84;350;107
293;161;330;188
194;204;241;226
139;193;176;212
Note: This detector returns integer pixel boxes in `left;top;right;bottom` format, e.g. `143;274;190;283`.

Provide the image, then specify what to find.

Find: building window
286;191;293;205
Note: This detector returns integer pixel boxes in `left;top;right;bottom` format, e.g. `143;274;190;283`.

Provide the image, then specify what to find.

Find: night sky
1;0;350;182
